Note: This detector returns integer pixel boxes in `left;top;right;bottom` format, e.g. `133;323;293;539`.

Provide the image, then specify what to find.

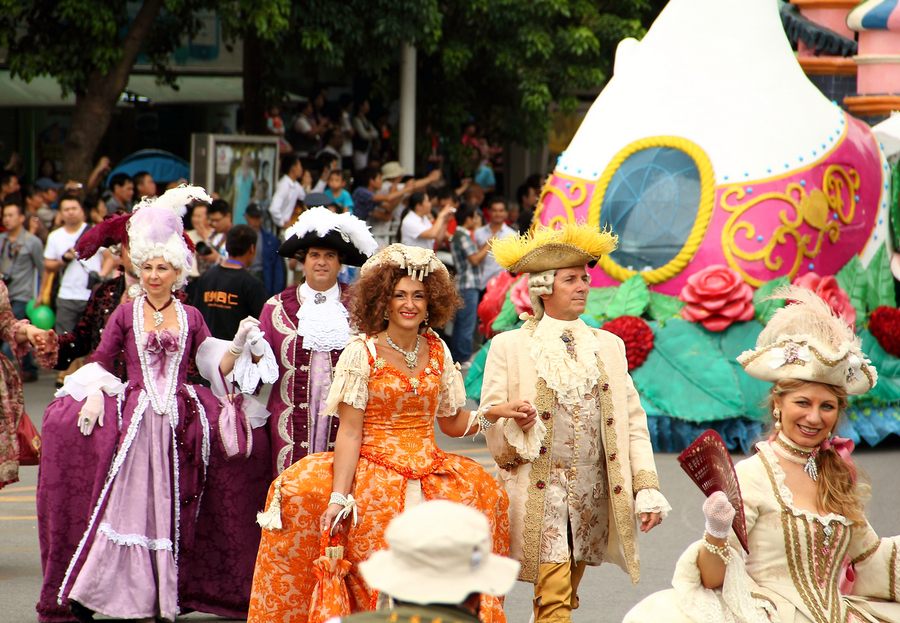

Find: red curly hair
352;264;463;336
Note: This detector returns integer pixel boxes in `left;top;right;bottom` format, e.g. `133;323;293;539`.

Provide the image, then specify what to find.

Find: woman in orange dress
249;244;537;623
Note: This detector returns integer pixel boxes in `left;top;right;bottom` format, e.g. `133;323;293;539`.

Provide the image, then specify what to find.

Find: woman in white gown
625;288;900;623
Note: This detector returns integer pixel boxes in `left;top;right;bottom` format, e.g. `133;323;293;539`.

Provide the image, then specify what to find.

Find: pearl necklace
385;334;420;370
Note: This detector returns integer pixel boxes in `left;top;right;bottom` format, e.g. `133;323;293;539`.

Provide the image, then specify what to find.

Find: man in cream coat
478;223;671;623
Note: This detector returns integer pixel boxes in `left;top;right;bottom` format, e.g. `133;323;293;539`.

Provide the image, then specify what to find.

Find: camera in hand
195;241;212;256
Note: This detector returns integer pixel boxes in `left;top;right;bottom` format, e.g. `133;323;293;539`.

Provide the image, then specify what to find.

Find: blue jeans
1;299;38;376
450;288;480;364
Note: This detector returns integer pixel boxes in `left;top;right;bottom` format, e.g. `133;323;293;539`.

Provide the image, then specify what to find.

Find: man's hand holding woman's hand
495;399;538;431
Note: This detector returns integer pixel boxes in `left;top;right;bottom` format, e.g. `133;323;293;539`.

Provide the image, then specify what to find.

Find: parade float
466;0;900;452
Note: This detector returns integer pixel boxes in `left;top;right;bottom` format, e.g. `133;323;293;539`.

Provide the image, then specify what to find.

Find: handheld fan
677;430;749;553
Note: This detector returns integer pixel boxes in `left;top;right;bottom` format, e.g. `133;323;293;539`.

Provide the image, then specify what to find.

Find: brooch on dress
560;329;577;360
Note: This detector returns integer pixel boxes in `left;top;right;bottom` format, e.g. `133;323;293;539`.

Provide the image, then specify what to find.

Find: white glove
248;327;267;357
232;317;260;352
78;393;105;436
703;491;736;539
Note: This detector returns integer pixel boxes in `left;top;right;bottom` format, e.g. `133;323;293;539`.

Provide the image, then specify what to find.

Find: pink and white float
469;0;900;451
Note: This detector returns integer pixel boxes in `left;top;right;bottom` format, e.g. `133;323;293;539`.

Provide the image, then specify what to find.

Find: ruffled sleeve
847;523;900;603
668;540;774;623
635;488;672;521
322;336;372;415
55;361;127;401
435;332;466;418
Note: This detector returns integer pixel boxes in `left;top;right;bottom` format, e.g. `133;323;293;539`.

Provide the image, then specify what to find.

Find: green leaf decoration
716;321;770;420
836;254;868;319
491;297;519;332
647;291;686;321
605;275;649;319
752;276;790;324
464;339;491;402
585;286;618;320
865;242;896;312
859;330;900;404
631;319;745;422
891;162;900;249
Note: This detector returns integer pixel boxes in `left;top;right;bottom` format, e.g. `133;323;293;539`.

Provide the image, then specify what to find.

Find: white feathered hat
737;286;877;395
279;207;377;267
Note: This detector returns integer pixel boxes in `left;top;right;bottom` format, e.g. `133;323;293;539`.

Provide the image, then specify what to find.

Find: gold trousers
533;557;587;623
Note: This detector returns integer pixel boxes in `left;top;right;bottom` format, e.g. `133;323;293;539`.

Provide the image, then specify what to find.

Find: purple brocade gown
36;300;270;622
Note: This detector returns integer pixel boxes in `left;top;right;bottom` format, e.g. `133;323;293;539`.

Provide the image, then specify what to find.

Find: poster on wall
191;134;278;225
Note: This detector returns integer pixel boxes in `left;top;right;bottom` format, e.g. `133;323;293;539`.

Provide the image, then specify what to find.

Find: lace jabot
296;282;351;352
530;314;602;406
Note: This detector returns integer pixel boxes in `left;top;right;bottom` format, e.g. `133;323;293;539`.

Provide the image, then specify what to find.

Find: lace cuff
55;362;127;401
233;341;279;393
7;318;31;361
436;336;466;418
635;488;672;521
671;540;772;623
196;337;233;397
322;337;371;415
503;416;547;461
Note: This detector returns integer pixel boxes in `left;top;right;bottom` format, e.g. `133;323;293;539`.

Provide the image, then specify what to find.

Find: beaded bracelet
329;492;350;507
478;415;496;432
701;533;732;565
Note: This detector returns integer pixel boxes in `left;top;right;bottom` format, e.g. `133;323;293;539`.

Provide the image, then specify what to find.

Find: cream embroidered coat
481;319;662;584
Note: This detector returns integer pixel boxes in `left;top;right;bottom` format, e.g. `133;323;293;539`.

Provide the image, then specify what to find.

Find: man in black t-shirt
193;224;269;340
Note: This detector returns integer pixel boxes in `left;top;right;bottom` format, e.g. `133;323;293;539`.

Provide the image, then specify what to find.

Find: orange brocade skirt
247;449;511;623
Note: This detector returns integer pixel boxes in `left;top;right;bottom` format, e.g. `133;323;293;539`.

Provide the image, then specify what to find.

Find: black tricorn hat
278;206;377;267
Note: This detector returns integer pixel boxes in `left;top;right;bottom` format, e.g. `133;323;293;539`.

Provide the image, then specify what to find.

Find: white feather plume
133;184;211;218
284;207;378;258
759;285;859;353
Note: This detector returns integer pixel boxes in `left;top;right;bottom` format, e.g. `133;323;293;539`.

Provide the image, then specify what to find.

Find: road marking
0;516;38;520
1;486;36;492
0;496;36;502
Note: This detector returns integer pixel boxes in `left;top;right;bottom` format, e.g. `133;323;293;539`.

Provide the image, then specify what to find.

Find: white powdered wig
128;184;212;289
284;207;379;258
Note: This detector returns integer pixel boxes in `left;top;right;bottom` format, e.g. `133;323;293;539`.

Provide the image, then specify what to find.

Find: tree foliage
267;0;659;150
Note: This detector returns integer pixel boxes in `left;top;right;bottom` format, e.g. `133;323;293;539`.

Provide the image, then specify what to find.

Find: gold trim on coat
520;377;555;583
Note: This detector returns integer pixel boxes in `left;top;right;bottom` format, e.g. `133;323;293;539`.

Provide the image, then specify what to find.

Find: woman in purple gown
42;186;276;623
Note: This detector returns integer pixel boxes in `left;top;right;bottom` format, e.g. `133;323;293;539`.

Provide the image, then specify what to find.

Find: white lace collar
530;314;602;406
296;282;350;352
756;441;851;526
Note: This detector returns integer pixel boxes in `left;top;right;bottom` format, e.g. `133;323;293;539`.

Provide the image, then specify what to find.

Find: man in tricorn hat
479;222;671;623
259;206;377;476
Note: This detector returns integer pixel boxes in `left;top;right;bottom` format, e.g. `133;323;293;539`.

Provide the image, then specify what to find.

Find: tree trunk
243;30;266;135
60;0;165;184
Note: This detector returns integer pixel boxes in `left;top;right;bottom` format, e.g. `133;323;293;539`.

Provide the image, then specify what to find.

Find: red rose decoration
679;264;755;331
602;316;654;370
791;272;856;327
869;306;900;357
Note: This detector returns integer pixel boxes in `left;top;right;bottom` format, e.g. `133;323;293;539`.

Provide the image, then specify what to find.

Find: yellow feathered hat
491;221;618;274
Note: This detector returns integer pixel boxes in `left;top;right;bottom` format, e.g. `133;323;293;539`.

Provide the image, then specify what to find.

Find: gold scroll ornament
720;165;858;288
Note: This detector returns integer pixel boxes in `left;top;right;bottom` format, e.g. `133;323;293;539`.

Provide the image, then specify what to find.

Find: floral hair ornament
359;243;448;282
737;286;877;395
490;220;618;274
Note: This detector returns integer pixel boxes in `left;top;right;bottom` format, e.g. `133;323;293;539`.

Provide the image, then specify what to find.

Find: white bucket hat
380;161;406;180
358;500;520;605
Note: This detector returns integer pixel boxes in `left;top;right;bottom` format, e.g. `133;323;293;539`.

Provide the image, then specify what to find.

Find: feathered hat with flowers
490;221;618;274
279;207;378;267
126;185;211;288
737;286;877;395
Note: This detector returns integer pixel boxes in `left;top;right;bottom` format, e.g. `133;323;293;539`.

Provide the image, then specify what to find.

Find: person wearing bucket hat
335;500;520;623
479;221;670;623
624;287;900;623
258;206;378;476
249;244;536;623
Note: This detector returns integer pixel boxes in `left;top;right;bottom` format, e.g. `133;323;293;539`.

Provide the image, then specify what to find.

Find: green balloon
31;305;55;330
25;299;37;319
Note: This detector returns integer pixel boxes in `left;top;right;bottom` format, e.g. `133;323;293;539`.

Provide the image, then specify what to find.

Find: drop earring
423;310;429;325
773;407;782;430
383;310;390;320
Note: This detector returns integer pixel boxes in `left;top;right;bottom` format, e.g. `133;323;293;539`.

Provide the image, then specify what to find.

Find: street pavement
3;375;898;622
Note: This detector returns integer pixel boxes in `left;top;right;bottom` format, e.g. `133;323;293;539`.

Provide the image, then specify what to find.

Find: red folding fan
677;430;749;553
